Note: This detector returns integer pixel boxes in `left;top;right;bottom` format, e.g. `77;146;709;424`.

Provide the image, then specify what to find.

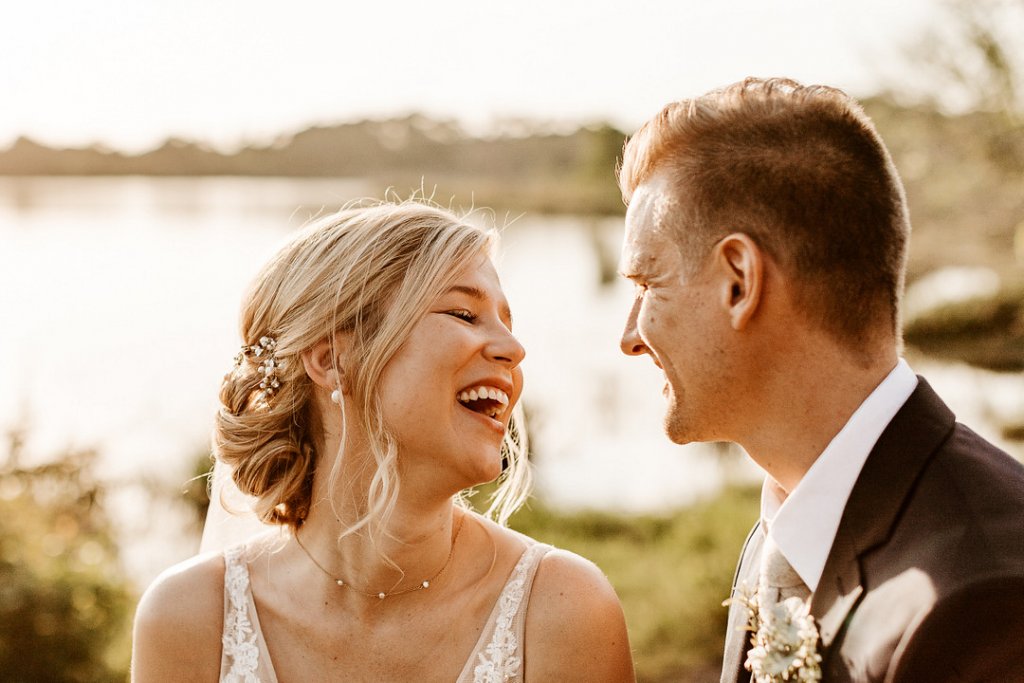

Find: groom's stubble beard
664;393;728;446
663;382;699;445
660;345;736;447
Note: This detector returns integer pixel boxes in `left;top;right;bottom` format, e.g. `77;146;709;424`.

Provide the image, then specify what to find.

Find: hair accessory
294;514;465;600
234;335;285;406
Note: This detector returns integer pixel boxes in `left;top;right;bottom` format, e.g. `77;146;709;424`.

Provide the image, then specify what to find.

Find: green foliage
509;486;761;683
181;451;214;532
0;430;134;683
903;277;1024;371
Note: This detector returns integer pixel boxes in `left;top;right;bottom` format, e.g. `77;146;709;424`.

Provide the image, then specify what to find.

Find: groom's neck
735;324;899;493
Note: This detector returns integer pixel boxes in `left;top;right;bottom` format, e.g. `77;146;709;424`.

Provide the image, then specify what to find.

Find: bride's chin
463;451;505;488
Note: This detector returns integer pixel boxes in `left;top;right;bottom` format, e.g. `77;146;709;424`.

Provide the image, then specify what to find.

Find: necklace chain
294;514;465;600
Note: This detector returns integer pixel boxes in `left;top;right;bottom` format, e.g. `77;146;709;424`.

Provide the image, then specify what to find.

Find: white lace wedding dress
220;542;553;683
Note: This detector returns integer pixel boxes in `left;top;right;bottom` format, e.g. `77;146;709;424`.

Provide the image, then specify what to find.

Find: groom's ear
713;233;763;331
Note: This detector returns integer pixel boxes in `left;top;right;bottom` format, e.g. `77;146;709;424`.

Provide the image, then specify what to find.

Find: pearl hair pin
294;514;465;600
233;335;284;407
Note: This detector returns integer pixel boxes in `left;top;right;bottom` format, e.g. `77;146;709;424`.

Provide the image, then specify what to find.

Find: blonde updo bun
213;201;531;532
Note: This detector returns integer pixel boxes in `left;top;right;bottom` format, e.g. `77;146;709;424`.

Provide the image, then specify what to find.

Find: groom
616;77;1024;681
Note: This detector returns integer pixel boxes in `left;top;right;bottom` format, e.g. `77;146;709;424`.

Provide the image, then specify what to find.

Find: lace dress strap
462;542;554;683
220;546;278;683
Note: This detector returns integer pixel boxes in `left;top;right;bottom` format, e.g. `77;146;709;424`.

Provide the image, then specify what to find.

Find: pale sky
3;0;942;153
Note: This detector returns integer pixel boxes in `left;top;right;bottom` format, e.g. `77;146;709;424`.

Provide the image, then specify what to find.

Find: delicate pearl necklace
294;515;465;600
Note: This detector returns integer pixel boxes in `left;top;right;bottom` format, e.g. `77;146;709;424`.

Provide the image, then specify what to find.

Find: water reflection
0;178;739;573
2;176;1020;583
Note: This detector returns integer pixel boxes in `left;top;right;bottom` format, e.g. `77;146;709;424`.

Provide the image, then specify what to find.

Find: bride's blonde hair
214;201;530;535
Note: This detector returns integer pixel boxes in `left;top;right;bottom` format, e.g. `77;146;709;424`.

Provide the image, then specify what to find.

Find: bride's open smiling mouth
456;384;510;432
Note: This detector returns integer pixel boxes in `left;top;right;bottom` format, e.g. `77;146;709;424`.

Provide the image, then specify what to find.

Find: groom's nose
620;298;648;356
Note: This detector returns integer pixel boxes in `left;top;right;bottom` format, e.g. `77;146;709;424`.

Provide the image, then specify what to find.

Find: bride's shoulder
470;512;606;579
131;550;227;681
472;513;625;620
529;546;623;615
523;545;636;681
136;550;227;623
460;512;635;679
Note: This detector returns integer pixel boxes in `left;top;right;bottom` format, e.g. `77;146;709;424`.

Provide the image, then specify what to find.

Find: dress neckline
222;541;550;683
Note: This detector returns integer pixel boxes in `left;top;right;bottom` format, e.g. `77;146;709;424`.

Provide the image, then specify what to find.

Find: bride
131;201;635;682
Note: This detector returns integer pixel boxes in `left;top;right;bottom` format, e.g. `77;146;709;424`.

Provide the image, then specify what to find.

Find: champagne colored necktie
758;535;810;609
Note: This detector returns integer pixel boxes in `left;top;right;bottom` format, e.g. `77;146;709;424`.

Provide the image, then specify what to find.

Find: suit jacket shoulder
814;378;1024;682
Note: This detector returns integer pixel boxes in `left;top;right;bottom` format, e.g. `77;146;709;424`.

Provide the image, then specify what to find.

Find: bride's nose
485;326;526;367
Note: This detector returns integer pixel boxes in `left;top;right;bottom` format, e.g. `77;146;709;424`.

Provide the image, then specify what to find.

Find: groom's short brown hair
618;77;910;349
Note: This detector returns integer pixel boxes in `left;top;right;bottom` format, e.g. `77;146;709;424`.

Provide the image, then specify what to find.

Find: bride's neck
296;494;461;594
296;424;466;595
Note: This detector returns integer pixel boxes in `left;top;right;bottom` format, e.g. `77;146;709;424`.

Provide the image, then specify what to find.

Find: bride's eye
446;309;478;323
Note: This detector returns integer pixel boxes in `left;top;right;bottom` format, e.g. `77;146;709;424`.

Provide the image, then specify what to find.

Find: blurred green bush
508;486;760;683
0;430;133;683
0;430;758;683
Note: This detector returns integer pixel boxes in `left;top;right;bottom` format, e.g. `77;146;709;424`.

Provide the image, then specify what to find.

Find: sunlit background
2;1;1022;681
0;0;941;151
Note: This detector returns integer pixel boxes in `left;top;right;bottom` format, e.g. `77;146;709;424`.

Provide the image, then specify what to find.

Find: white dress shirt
760;359;919;592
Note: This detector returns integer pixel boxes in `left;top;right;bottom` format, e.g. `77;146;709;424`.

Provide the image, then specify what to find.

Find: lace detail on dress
472;543;547;683
222;546;261;683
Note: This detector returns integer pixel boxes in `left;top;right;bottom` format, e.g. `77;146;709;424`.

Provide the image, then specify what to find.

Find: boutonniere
725;585;823;683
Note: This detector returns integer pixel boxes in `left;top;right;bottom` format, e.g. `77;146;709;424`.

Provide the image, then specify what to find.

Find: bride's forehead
448;256;504;294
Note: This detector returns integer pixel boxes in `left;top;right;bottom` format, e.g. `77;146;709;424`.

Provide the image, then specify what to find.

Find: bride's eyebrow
444;284;513;326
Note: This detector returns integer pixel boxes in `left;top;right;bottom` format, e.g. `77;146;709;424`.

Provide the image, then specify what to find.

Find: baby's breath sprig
725;584;822;683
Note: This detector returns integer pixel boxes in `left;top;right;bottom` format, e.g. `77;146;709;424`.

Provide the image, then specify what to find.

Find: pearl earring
330;389;342;404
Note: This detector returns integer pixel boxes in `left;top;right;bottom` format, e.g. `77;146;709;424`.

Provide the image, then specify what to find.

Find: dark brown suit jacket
721;378;1024;682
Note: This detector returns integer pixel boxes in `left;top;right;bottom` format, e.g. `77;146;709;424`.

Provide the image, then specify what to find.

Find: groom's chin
666;432;698;446
663;415;697;445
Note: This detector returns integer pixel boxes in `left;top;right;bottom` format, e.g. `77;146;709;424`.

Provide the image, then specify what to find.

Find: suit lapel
721;522;763;683
811;378;956;651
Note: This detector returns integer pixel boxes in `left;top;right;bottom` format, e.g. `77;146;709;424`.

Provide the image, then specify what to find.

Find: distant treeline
1;100;1021;224
0;115;628;214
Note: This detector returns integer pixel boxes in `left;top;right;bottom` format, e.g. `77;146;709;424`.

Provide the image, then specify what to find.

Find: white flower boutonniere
725;586;822;683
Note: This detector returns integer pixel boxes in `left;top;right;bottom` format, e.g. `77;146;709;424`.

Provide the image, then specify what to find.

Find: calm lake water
2;176;1021;584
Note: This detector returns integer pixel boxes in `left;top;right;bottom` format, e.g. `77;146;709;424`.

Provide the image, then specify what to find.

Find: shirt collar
759;359;918;592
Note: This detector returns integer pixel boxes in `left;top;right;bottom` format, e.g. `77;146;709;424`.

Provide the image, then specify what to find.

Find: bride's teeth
456;386;510;416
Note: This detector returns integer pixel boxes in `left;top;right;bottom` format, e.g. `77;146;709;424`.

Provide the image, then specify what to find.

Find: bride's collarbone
254;560;507;681
252;531;527;677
